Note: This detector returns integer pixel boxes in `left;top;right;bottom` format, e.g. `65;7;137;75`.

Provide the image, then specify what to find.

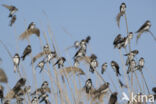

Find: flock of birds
0;2;156;104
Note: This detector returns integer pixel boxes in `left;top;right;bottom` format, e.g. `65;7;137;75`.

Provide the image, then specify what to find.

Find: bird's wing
116;12;123;28
136;22;147;33
32;52;45;64
2;4;12;10
19;28;40;40
0;68;8;83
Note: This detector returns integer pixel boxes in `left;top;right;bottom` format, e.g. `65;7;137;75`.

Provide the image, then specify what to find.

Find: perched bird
21;45;32;60
13;53;20;72
19;22;40;40
136;57;144;71
109;92;118;104
127;59;136;74
45;51;57;63
43;44;50;53
0;85;4;103
9;15;16;26
0;69;8;83
54;57;66;68
89;54;98;73
111;61;121;76
101;62;107;74
31;97;38;104
28;22;36;30
116;3;126;27
74;41;80;49
2;4;18;17
119;36;129;49
85;78;92;94
36;60;45;73
125;50;139;66
128;32;133;40
113;34;123;48
39;94;51;104
136;20;156;43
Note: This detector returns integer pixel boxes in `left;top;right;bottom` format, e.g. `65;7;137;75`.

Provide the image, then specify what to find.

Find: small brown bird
53;57;66;68
21;45;32;60
101;62;107;74
109;92;118;104
13;53;20;72
113;34;123;48
116;3;126;27
85;78;92;94
2;4;18;17
9;15;16;26
19;22;40;40
111;61;121;76
0;69;8;83
36;60;45;73
136;20;156;43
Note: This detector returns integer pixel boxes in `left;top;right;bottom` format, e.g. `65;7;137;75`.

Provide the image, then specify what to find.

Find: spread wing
2;4;12;10
0;68;8;83
19;28;40;40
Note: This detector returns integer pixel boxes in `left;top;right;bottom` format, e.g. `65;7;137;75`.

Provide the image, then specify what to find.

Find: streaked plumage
89;55;98;73
111;61;121;76
125;50;139;66
10;15;16;26
13;53;20;72
0;69;8;83
21;45;31;60
116;3;126;27
2;4;18;17
54;57;66;68
109;92;118;104
101;62;107;74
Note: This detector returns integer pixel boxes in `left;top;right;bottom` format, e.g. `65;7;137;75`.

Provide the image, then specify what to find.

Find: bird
109;92;118;104
89;54;98;73
2;4;18;17
113;34;123;48
111;61;121;76
85;78;92;94
125;50;139;66
116;3;126;28
45;51;57;63
93;82;109;95
0;85;4;103
136;57;144;71
36;60;45;73
39;94;51;104
31;97;38;104
28;22;36;30
136;20;156;43
127;59;136;74
101;62;107;74
74;41;80;49
21;45;32;60
0;69;8;83
53;57;66;68
128;32;133;40
19;22;40;40
9;15;16;26
13;53;20;72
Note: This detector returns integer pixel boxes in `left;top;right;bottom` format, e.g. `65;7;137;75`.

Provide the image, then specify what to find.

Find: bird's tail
14;66;17;73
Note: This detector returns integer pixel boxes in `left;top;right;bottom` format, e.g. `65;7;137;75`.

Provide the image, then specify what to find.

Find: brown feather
60;66;85;76
19;28;40;40
0;68;8;83
2;4;12;10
